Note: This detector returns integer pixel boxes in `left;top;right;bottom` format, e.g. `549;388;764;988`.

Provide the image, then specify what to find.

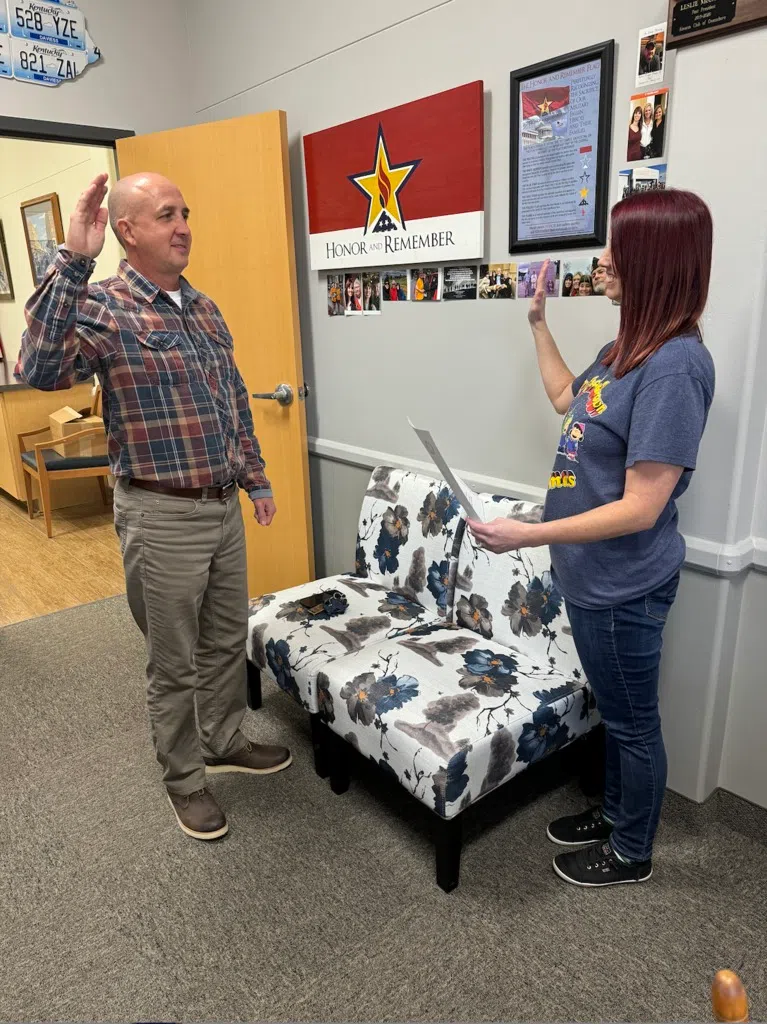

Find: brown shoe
204;740;292;775
167;787;228;840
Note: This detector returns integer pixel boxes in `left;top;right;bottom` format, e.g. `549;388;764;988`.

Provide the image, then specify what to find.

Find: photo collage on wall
618;21;672;201
327;253;611;314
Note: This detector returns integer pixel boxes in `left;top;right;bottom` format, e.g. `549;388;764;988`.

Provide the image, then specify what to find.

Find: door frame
0;115;134;147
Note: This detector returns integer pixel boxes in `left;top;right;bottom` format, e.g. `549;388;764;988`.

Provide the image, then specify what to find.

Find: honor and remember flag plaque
303;81;485;271
509;41;615;254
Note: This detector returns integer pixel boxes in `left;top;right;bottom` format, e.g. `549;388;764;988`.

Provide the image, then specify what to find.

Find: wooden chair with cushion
17;388;110;538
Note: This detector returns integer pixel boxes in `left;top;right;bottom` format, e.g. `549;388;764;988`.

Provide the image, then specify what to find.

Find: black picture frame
0;220;14;300
509;40;615;255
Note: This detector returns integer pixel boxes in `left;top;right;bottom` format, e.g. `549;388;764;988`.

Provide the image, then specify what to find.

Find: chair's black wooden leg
246;660;262;711
328;731;350;795
435;814;463;893
310;712;330;779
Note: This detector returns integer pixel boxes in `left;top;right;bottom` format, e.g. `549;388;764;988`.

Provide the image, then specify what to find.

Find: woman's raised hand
527;258;550;327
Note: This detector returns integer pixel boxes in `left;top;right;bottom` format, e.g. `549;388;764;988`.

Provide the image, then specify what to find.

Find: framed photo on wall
20;193;64;287
667;0;767;49
509;40;615;254
0;221;14;300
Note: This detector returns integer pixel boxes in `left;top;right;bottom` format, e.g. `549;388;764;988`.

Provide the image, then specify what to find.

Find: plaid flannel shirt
17;249;271;499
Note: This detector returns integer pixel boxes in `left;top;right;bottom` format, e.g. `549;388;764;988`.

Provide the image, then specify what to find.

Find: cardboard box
49;406;108;458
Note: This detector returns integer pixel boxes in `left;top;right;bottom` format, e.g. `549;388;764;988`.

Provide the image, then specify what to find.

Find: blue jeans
565;571;680;863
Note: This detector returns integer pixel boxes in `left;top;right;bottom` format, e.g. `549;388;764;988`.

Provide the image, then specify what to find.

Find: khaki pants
114;479;248;795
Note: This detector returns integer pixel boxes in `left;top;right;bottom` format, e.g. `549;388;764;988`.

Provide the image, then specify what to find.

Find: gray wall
720;571;767;809
181;0;767;809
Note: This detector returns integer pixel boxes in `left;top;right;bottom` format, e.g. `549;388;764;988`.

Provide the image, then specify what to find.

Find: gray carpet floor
1;595;765;1023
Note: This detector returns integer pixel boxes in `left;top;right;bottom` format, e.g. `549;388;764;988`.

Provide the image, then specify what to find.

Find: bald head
108;172;179;244
107;171;192;288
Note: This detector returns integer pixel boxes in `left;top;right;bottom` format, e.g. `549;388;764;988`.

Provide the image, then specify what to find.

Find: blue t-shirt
543;333;715;608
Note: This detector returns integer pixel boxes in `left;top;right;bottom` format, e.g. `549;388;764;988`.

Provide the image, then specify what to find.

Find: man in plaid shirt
19;172;292;841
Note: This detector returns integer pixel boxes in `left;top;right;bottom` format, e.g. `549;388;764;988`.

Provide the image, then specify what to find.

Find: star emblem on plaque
348;125;421;235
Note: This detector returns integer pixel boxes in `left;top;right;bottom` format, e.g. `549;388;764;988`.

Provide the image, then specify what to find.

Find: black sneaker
553;841;652;887
546;806;613;846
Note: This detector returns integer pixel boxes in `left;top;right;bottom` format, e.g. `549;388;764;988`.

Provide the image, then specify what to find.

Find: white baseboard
308;436;766;579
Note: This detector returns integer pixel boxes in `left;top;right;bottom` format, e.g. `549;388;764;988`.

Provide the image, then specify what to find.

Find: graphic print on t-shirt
557;413;586;463
577;375;610;417
549;469;577;489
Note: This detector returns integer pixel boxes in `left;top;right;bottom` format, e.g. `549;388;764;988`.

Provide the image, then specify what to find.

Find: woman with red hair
469;190;715;887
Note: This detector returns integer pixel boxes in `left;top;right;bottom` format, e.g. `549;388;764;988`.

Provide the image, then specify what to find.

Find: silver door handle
252;383;294;407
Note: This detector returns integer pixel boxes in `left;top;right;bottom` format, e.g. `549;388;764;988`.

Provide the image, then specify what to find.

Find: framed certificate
667;0;767;49
509;41;615;254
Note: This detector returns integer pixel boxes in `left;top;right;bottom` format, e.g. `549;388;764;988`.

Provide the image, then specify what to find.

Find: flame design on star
348;123;420;234
378;166;391;208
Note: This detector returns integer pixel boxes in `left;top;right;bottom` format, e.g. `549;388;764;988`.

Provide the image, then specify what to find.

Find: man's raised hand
66;173;109;260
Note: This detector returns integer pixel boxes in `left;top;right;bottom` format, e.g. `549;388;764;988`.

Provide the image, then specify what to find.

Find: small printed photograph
636;23;666;88
632;163;668;193
344;272;363;315
627;88;669;162
617;163;668;201
382;269;409;302
410;267;442;301
443;265;478;301
563;258;605;297
479;263;516;299
327;274;344;317
517;259;560;299
362;271;381;314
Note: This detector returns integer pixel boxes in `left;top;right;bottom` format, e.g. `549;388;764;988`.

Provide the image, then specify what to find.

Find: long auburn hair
603;189;712;378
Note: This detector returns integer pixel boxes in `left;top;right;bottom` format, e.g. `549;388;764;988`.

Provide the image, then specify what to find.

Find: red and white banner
303;81;485;270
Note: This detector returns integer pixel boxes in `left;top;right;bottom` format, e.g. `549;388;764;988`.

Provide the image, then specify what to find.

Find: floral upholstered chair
314;490;595;890
247;468;598;890
246;467;465;772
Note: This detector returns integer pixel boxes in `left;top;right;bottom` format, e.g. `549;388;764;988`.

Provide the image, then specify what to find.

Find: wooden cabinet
0;382;103;509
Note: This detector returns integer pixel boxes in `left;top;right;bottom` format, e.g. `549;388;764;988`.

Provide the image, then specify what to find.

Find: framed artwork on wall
509;40;615;254
20;193;64;287
666;0;767;49
303;81;485;271
0;221;14;300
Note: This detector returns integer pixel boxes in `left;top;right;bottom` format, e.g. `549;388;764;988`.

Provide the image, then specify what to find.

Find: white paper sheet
408;418;481;521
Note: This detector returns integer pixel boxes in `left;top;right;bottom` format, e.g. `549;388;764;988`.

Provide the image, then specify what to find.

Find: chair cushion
247;573;443;713
354;467;466;619
21;449;109;472
452;491;584;681
317;625;596;819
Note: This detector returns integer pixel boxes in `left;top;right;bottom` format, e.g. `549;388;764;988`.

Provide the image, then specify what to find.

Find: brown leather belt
129;479;237;500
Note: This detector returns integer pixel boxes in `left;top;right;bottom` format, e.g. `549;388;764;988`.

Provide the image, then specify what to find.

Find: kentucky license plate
0;3;9;34
10;0;86;50
11;36;87;84
0;37;12;78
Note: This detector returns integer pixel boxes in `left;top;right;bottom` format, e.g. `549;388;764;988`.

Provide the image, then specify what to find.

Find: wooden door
116;112;314;596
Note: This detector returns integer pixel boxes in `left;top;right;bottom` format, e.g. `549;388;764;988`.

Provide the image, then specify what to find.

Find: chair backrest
452;490;583;681
354;466;467;619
